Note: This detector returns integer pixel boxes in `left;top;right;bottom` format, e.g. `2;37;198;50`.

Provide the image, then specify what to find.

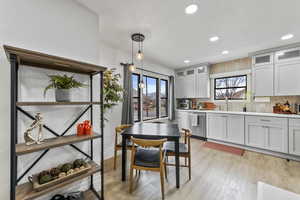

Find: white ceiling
76;0;300;68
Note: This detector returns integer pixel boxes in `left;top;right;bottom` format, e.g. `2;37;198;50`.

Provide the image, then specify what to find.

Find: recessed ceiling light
222;50;229;55
281;34;294;40
209;36;219;42
184;60;190;64
185;4;198;14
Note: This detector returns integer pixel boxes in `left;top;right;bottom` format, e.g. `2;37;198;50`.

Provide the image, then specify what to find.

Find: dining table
121;122;181;188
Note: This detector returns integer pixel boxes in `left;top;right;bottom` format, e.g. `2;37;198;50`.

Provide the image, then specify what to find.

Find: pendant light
131;33;146;89
136;39;144;60
128;38;136;72
131;33;145;61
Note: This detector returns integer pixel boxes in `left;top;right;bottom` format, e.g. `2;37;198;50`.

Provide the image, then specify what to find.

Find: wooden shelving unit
16;161;100;200
16;102;101;106
16;134;101;156
4;45;106;200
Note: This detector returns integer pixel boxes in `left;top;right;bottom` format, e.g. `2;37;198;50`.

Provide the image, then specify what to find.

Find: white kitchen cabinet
195;66;210;98
274;61;300;96
245;123;266;149
175;65;209;99
274;47;300;96
207;114;245;144
185;69;196;98
253;64;274;96
226;115;245;144
275;47;300;63
175;71;186;98
207;114;227;140
289;119;300;156
253;53;273;66
245;116;288;153
176;111;190;130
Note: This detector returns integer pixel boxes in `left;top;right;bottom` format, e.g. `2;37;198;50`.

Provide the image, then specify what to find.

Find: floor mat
203;142;245;156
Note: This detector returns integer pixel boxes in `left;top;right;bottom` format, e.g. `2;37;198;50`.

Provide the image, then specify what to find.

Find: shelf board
4;45;106;75
16;161;100;200
16;134;101;156
16;101;101;106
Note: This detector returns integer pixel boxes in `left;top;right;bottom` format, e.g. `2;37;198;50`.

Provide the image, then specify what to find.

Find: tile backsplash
194;96;300;113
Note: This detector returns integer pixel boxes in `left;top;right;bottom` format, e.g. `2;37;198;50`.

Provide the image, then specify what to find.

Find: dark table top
122;123;180;139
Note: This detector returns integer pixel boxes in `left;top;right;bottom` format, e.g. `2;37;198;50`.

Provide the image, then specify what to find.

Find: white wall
98;42;175;159
0;0;175;199
0;0;99;199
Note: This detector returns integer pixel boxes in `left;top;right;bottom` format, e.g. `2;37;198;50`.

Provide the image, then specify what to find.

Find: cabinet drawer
289;118;300;126
246;116;287;126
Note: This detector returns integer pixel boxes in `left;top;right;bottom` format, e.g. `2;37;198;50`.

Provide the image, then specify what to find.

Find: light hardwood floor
103;139;300;200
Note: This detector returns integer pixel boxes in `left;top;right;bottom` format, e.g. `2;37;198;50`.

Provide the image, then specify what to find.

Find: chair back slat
131;137;167;148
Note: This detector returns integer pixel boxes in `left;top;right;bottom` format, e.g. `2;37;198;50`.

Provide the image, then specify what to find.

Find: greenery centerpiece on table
103;68;123;121
44;74;86;102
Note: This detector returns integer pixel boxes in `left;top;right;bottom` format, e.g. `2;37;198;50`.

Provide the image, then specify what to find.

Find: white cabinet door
175;71;186;98
185;69;196;98
226;115;245;145
289;126;300;156
267;125;288;153
177;111;190;130
245;123;266;149
253;64;274;96
275;61;300;96
195;73;210;98
195;66;210;98
246;116;288;153
207;114;227;140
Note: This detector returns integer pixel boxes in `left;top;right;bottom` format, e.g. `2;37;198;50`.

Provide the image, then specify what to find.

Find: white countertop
176;109;300;119
257;182;300;200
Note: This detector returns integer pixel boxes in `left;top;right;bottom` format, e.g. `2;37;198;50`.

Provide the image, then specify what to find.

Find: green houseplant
103;68;123;121
44;74;86;102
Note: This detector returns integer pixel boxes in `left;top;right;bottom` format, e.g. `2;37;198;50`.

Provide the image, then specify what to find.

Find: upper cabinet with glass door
252;53;273;66
275;47;300;63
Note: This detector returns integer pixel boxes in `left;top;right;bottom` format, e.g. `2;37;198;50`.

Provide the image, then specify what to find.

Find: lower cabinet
245;116;288;153
207;114;245;145
289;119;300;156
207;114;227;141
226;115;245;144
176;111;190;130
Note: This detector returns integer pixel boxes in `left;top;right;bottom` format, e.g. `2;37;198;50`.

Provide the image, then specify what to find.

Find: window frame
160;79;168;118
132;73;141;122
214;75;247;100
142;75;159;121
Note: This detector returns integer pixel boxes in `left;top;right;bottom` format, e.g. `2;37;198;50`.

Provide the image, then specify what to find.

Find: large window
131;73;169;122
160;79;168;117
132;73;141;122
143;76;158;120
214;75;247;100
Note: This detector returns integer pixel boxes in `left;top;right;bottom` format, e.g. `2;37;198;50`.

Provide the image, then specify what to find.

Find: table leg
175;138;180;188
122;135;127;181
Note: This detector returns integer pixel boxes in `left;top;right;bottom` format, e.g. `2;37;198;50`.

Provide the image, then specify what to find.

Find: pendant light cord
131;39;134;64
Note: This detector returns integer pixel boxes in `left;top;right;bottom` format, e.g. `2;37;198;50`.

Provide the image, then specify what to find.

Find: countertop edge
176;109;300;119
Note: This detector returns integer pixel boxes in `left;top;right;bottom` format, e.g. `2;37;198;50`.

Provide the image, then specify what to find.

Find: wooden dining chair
164;128;192;180
113;124;132;170
129;137;167;200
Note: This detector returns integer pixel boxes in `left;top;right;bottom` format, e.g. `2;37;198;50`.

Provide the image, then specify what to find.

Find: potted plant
44;74;86;102
103;68;123;121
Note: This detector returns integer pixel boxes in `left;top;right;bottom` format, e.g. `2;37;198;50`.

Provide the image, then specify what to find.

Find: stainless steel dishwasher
188;112;206;140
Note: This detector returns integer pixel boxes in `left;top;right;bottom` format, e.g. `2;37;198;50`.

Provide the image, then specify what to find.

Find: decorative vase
55;89;70;102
